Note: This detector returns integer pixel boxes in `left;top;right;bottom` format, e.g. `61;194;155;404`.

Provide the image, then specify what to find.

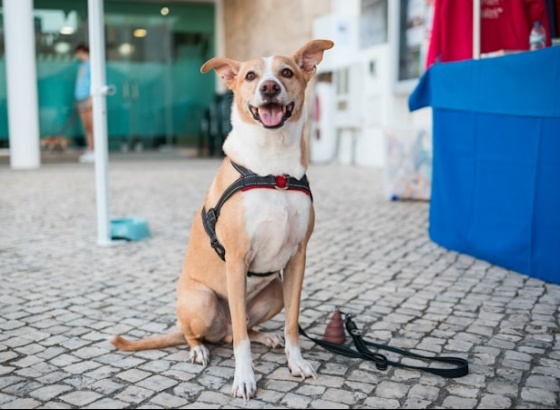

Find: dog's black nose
260;80;281;99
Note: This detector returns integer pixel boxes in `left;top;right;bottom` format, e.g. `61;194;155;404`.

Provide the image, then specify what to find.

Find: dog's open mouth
249;102;295;129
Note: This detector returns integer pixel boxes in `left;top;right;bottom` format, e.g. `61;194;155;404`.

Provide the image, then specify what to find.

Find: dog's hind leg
176;277;230;366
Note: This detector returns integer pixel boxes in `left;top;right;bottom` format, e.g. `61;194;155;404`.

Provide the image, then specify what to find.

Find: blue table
409;47;560;285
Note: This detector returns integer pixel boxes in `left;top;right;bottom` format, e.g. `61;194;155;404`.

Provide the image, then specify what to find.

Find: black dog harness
201;161;313;277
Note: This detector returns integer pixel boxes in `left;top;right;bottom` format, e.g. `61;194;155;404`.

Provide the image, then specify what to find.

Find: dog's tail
111;332;185;351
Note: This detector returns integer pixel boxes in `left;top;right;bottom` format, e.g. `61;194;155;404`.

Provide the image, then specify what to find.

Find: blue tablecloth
409;47;560;285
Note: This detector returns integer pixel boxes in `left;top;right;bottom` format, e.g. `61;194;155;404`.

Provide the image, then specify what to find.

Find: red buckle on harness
275;175;288;189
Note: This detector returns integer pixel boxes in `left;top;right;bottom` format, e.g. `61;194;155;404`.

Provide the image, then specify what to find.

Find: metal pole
473;0;481;59
88;0;113;246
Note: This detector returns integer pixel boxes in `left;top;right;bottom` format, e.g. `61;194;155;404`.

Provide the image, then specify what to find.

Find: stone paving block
84;398;129;409
2;380;43;396
0;398;42;409
310;398;350;409
0;351;19;363
262;379;298;392
10;356;44;367
63;360;102;374
441;395;478;409
35;370;70;385
3;337;32;348
138;359;172;373
196;390;232;405
59;390;103;406
0;375;25;391
0;393;16;406
521;387;558;407
29;384;73;401
374;380;411;400
408;384;440;401
362;396;400;409
115;385;155;403
116;368;152;383
402;398;432;409
91;379;126;395
322;387;367;405
149;392;188;408
479;394;512;409
13;367;42;379
137;375;179;392
252;388;285;403
73;346;110;359
281;392;312;409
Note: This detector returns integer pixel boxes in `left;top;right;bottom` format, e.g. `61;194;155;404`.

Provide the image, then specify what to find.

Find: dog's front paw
286;344;317;380
231;367;257;400
189;344;209;366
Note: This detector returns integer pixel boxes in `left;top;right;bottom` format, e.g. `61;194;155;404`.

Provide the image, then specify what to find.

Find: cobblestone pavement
1;153;559;409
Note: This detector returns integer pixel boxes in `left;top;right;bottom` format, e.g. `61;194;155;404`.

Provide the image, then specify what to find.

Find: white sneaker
79;150;95;163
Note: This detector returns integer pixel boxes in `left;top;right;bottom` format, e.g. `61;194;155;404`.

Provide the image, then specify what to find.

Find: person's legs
78;99;94;162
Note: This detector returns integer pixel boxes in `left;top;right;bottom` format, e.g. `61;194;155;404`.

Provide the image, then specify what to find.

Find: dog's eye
281;68;294;78
245;72;256;81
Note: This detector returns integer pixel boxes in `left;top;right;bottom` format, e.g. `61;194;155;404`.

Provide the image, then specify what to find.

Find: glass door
103;1;216;150
104;17;172;150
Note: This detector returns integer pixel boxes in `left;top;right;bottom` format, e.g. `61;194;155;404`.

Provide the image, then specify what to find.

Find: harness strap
201;160;313;275
299;313;469;379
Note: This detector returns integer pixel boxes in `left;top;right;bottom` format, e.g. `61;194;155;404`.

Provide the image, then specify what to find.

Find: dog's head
201;40;333;130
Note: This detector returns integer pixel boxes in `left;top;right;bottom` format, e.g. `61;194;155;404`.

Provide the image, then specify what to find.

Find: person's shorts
76;98;91;112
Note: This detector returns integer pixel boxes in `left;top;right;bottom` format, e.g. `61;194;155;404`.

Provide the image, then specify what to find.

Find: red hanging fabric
426;0;551;68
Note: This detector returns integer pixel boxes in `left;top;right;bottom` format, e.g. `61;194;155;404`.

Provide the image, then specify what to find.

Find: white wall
312;0;433;169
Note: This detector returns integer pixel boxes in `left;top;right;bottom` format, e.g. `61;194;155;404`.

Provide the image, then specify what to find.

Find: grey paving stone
59;390;103;406
374;380;411;399
441;395;478;409
115;368;151;383
0;398;42;409
521;387;558;407
149;392;189;408
29;384;73;401
478;394;512;409
137;375;178;392
115;385;155;403
310;398;350;409
281;393;312;409
83;398;129;409
0;393;16;406
362;396;401;409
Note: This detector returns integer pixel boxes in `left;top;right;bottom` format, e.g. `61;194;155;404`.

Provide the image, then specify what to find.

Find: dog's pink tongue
259;105;283;127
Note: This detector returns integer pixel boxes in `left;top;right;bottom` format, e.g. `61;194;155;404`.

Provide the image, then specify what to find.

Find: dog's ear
293;40;334;79
201;58;241;89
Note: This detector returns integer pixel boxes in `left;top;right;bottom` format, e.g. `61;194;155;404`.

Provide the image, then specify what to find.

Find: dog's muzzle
249;101;295;129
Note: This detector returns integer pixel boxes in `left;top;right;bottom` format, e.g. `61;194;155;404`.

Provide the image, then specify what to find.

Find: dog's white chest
243;189;311;273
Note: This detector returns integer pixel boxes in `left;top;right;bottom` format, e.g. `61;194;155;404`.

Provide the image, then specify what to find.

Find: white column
3;0;40;169
88;0;112;246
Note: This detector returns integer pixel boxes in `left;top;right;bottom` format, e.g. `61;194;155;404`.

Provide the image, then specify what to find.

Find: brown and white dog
111;39;334;400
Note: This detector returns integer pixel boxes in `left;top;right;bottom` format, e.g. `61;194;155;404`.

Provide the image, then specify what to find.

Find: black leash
299;312;468;378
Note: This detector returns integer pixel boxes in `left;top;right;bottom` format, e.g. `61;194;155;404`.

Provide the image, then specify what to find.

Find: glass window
398;0;434;82
360;0;388;48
